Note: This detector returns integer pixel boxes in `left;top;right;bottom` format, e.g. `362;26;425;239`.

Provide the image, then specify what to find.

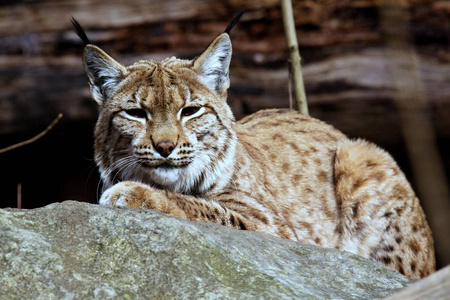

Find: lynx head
73;15;242;195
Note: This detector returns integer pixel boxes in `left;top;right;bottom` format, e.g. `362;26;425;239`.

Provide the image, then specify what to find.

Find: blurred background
0;0;449;269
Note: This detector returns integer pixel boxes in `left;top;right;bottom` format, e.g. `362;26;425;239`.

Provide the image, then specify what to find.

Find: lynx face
86;34;237;194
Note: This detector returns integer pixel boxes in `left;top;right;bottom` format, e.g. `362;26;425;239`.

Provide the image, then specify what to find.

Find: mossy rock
0;201;412;299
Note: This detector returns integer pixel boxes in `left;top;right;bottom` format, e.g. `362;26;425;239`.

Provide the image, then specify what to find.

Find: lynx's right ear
83;45;128;105
72;18;127;105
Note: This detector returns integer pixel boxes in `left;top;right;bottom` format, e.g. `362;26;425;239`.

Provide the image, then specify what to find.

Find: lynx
73;15;435;279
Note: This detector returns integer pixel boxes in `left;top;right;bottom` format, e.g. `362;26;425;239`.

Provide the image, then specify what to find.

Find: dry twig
17;183;22;209
0;113;63;154
281;0;309;115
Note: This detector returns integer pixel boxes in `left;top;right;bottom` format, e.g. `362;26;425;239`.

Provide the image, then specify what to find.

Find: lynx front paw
99;182;187;218
99;181;151;209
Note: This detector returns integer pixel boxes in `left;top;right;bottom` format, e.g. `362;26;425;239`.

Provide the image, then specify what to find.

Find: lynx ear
193;33;232;96
83;45;128;105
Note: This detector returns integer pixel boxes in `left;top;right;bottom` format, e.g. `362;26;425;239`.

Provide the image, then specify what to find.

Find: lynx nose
155;141;176;158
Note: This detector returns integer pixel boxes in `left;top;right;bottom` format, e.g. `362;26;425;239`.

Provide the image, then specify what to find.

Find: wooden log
1;50;449;142
0;0;448;58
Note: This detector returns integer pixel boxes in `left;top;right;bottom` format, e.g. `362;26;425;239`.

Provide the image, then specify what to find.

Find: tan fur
81;31;435;279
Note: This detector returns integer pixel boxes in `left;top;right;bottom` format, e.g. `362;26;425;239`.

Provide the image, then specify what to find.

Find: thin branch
288;63;293;109
17;183;22;209
0;113;63;154
281;0;309;115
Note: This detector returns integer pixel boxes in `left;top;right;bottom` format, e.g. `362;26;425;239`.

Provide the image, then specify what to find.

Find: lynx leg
99;181;270;232
334;139;435;279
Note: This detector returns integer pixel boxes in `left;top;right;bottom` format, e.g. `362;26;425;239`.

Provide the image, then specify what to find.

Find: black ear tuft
71;17;90;45
224;10;245;34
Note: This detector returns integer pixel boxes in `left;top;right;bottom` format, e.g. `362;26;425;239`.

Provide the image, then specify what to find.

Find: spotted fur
76;20;435;279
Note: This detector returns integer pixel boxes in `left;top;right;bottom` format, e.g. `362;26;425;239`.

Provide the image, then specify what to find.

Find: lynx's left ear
193;33;232;96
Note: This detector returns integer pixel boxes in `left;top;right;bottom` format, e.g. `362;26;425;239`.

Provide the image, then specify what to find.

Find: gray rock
0;201;412;299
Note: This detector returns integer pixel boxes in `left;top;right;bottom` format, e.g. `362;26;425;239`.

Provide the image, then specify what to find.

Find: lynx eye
124;109;147;119
181;106;201;117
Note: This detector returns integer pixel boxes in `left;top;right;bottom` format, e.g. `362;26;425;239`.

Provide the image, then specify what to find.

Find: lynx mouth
155;161;186;169
139;160;191;170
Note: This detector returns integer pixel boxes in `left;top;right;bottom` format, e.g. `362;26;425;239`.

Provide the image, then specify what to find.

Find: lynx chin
73;14;434;279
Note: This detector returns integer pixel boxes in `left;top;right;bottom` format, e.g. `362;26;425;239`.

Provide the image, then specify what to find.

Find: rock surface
0;201;412;299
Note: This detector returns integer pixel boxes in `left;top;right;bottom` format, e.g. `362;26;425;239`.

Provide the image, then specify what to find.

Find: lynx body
74;18;435;279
